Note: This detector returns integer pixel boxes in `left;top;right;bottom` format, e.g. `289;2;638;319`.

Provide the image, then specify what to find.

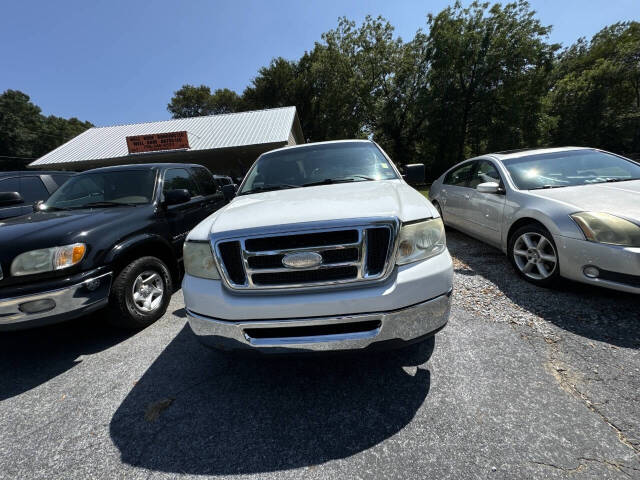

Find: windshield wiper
239;184;298;195
72;201;138;208
41;205;72;211
600;177;636;183
302;176;375;187
530;185;565;190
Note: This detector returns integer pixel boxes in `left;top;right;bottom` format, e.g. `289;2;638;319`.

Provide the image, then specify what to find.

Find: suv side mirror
221;184;236;202
404;164;425;185
164;189;191;206
476;182;502;194
0;191;24;207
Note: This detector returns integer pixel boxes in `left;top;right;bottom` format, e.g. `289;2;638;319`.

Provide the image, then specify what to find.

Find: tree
546;22;640;154
167;84;243;118
0;90;93;160
423;1;558;176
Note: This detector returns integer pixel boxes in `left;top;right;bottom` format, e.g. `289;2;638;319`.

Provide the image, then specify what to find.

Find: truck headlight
571;212;640;247
11;243;86;276
396;218;446;265
183;241;220;279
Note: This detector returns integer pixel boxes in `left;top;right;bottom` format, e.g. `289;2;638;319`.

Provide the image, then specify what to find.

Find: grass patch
417;186;430;199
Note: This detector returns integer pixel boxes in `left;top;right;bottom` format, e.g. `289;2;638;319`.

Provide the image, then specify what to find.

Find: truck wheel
107;256;172;329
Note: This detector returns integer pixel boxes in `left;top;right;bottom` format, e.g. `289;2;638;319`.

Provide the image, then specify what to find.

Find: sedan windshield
502;149;640;190
44;170;157;209
238;142;398;195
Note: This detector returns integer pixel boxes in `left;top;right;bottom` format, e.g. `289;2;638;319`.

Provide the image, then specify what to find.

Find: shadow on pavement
0;311;133;401
447;229;640;349
110;325;434;475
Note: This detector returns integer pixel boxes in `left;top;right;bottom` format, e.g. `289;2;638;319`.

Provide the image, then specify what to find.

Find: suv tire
108;256;172;329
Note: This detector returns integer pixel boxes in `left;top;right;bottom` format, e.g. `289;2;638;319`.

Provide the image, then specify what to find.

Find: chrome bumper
187;290;452;353
0;272;112;329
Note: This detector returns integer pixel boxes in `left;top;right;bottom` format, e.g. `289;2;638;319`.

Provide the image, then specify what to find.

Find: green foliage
167;84;243;118
166;3;638;178
0;90;92;160
546;22;640;154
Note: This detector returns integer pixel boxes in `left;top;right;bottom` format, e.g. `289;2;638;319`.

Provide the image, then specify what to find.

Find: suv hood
529;180;640;222
189;180;436;239
0;208;143;262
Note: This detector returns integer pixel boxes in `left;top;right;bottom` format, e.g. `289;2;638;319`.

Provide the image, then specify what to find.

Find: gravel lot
1;229;639;479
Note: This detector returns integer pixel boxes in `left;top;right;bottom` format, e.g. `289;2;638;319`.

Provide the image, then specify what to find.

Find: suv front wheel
108;256;173;329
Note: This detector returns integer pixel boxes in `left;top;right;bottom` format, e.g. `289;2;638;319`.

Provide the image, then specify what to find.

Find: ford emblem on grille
281;252;323;269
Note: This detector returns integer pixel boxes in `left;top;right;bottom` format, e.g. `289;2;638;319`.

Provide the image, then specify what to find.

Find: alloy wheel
512;232;558;280
131;270;164;313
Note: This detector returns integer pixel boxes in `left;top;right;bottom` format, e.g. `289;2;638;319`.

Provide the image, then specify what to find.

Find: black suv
0;163;225;330
0;171;75;219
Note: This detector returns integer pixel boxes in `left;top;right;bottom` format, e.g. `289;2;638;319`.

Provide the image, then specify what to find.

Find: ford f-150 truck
182;140;454;353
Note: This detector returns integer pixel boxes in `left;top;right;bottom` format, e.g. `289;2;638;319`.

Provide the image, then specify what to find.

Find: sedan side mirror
0;191;24;207
221;184;236;202
476;182;502;194
404;164;425;185
164;188;191;206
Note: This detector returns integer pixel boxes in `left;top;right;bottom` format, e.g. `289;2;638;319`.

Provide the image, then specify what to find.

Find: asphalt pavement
1;231;639;479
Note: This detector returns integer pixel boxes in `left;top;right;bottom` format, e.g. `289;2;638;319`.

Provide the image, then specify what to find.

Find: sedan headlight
396;218;446;265
11;243;86;276
183;241;220;279
571;212;640;247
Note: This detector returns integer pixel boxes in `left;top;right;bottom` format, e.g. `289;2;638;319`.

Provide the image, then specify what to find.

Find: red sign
126;131;190;154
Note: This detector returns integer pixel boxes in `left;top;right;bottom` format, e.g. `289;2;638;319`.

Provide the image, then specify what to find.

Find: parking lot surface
1;230;639;479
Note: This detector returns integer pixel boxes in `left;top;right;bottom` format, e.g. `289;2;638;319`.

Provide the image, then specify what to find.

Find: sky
1;0;638;127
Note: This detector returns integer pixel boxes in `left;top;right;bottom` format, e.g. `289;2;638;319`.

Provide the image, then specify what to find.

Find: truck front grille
213;220;397;290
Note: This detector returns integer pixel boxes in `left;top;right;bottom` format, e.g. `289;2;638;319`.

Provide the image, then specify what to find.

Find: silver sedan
429;147;640;293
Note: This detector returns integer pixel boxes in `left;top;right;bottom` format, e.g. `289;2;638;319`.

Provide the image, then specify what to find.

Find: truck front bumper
0;271;112;331
187;289;451;353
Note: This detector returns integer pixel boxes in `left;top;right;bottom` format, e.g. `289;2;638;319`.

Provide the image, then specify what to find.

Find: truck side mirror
164;189;191;206
404;164;425;185
221;184;236;202
0;191;24;207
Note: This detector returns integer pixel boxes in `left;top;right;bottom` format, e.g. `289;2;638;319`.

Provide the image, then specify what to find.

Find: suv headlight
183;241;220;279
571;212;640;247
11;243;86;276
396;218;446;265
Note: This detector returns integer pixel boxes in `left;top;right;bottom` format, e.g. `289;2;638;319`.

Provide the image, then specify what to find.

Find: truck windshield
502;149;640;190
238;142;398;195
43;170;157;209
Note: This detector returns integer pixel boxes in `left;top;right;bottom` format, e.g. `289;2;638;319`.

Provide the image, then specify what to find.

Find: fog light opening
583;266;600;279
85;278;101;291
19;298;56;314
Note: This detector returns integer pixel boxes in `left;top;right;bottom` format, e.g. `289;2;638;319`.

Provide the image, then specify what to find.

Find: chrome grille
212;219;398;291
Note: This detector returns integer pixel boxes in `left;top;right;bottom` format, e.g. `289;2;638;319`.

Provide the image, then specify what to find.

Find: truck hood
188;180;436;239
528;180;640;222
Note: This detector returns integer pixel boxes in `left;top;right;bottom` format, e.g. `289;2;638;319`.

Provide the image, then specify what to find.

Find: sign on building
126;131;190;154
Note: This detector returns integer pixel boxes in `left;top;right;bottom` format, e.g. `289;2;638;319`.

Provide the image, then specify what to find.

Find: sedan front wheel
508;224;560;287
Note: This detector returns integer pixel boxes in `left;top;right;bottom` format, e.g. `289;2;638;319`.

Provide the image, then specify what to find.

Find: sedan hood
529;180;640;222
189;180;435;239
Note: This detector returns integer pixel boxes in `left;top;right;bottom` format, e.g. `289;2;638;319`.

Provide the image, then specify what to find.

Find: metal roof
30;106;301;167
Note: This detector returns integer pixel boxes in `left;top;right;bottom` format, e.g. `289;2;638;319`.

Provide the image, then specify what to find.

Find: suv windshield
44;170;157;209
502;149;640;190
238;142;398;195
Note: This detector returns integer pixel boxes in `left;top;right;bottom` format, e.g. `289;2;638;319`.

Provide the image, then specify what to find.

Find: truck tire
107;256;173;329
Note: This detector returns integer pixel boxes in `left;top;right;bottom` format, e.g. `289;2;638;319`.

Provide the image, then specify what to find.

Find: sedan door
466;160;506;247
439;161;476;228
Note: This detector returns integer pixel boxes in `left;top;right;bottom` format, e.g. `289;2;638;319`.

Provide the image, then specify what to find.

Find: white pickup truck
181;140;453;353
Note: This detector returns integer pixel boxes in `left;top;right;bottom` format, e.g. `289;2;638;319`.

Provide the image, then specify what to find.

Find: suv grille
214;221;396;290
